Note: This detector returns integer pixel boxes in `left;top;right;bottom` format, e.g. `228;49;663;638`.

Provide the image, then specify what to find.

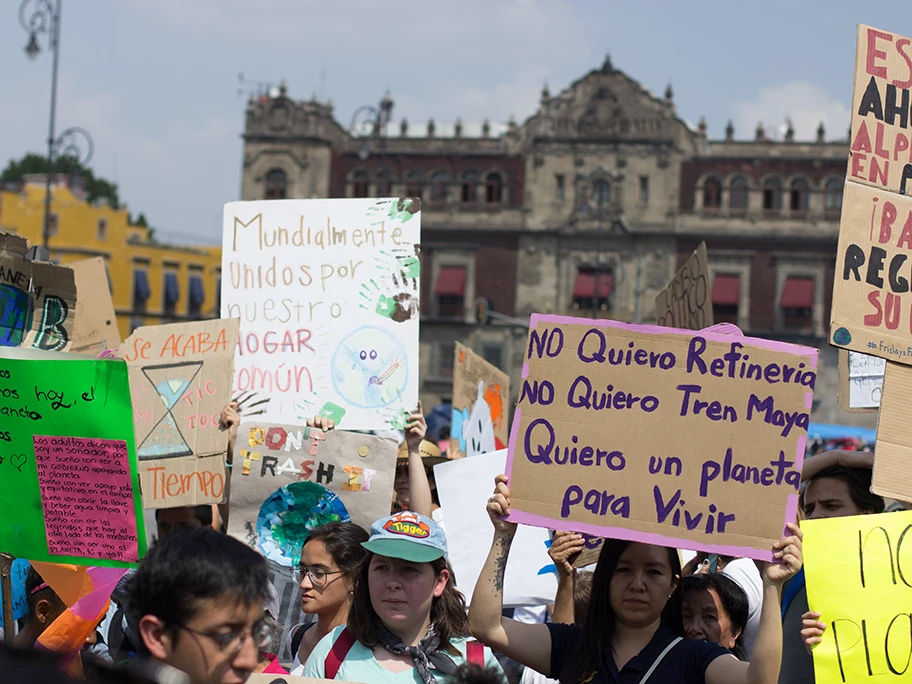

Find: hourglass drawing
136;361;203;459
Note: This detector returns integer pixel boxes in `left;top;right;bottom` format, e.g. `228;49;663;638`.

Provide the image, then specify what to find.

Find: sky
0;0;903;245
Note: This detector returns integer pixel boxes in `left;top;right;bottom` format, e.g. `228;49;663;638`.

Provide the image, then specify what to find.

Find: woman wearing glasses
288;522;370;673
301;511;504;683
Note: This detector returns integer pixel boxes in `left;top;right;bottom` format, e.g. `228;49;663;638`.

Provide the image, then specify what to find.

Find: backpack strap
637;637;682;684
466;640;485;666
325;627;357;679
290;623;308;662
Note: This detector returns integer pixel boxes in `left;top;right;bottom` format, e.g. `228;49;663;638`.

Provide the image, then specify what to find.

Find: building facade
0;178;222;342
240;58;869;427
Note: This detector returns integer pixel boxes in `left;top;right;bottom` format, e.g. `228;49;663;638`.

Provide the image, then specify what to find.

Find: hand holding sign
764;522;803;585
487;474;518;536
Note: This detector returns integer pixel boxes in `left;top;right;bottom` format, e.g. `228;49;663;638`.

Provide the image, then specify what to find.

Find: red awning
781;277;815;308
712;275;740;306
573;271;613;298
435;267;466;296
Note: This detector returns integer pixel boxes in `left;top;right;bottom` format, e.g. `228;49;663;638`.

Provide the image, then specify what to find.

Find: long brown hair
348;553;468;655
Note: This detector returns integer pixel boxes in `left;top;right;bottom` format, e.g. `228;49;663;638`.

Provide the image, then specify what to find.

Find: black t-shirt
548;622;732;684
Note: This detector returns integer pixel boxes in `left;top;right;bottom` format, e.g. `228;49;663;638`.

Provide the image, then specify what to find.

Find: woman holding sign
469;475;803;684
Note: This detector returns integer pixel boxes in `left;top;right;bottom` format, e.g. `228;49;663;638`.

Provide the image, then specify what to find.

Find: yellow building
0;177;222;342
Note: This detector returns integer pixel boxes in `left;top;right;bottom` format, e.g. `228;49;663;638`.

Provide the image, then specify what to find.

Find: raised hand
487;474;518;535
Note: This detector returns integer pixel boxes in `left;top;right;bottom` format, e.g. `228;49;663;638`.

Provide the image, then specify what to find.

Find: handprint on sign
358;252;420;323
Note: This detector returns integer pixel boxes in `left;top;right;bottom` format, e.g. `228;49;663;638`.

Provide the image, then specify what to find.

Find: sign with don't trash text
505;315;817;561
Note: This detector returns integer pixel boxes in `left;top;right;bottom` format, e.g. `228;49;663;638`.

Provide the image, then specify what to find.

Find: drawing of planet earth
256;481;350;566
331;326;409;409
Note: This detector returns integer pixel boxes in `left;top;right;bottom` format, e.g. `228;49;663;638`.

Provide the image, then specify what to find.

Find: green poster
0;347;147;567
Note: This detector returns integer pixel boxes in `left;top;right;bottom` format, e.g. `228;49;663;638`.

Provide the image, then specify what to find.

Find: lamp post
350;92;394;192
21;0;93;249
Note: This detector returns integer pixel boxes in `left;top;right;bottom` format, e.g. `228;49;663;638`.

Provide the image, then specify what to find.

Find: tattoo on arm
493;536;510;593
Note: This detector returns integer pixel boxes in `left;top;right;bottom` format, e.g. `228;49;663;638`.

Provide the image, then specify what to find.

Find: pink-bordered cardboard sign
505;316;817;562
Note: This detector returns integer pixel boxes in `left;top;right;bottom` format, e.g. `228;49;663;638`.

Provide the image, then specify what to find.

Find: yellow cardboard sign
804;510;912;683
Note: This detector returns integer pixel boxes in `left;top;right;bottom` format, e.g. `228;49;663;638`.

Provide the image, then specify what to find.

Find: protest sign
830;25;912;361
830;183;912;362
120;318;239;509
0;559;30;627
846;25;912;196
505;315;816;561
838;349;884;411
871;361;912;502
0;232;77;352
655;242;713;330
0;347;146;566
434;450;557;607
450;342;510;458
68;257;120;356
804;509;912;683
227;424;397;565
221;198;421;429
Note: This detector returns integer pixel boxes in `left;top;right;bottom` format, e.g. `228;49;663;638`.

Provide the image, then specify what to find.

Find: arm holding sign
218;401;240;530
800;611;826;654
801;450;874;481
704;523;803;684
549;531;585;625
405;403;433;519
468;475;553;677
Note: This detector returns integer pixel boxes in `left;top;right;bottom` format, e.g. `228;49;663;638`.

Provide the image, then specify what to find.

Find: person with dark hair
452;662;507;684
16;567;67;648
469;475;802;684
127;526;273;684
287;521;370;673
682;574;749;660
302;511;504;683
778;450;885;684
154;504;214;540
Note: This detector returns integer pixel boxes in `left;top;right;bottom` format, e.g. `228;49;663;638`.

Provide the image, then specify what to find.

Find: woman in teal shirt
303;511;502;683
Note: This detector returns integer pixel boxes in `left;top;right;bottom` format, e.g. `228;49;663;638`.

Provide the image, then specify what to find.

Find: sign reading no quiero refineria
505;316;817;561
221;198;421;430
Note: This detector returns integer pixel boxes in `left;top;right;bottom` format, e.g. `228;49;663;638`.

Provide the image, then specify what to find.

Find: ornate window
730;177;749;213
824;179;843;215
405;170;424;199
430;171;449;204
702;177;722;210
461;172;479;203
264;169;287;200
789;179;809;212
763;178;782;213
485;172;503;204
352;170;370;198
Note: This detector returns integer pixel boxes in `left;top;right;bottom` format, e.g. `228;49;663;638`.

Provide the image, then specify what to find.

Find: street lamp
350;92;394;193
20;0;93;249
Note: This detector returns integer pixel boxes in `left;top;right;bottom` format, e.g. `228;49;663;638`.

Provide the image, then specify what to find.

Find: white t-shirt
721;558;762;658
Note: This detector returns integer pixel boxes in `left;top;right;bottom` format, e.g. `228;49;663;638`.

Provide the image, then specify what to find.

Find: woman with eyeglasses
301;511;504;683
287;522;370;674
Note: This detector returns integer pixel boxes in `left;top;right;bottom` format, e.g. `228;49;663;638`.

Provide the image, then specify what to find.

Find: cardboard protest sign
450;342;510;458
0;232;77;352
847;26;912;197
871;361;912;501
0;347;146;566
804;509;912;683
505;315;816;561
830;26;912;361
655;242;713;330
222;198;421;429
838;349;884;411
68;257;120;355
830;183;912;362
120;318;239;509
434;450;557;607
0;559;30;627
227;424;397;565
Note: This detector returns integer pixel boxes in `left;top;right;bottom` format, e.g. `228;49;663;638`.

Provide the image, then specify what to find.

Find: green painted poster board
0;347;147;566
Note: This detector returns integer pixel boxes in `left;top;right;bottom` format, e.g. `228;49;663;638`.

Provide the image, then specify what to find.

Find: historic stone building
240;57;870;426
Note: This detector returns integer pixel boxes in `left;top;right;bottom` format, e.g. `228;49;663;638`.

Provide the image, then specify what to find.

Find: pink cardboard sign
35;435;140;563
505;315;817;561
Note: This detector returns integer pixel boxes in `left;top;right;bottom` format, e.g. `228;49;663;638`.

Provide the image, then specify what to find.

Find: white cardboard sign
222;198;421;430
434;450;558;607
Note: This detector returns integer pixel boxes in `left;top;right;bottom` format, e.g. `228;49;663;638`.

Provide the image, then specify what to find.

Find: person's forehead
619;543;669;565
806;476;852;501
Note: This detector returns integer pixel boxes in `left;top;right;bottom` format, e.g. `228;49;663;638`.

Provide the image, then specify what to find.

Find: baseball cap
362;511;448;563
